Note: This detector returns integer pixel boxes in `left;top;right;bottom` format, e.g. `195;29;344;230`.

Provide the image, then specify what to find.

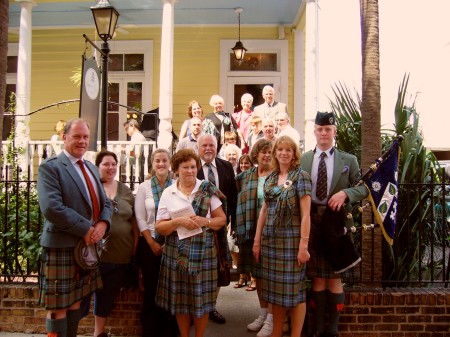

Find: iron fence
1;165;449;287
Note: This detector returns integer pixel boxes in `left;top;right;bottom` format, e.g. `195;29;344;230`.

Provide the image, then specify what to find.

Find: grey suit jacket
301;149;368;227
253;101;287;120
37;152;112;248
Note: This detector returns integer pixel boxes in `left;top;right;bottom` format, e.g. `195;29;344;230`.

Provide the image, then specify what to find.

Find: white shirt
156;179;222;221
311;147;334;205
135;180;171;237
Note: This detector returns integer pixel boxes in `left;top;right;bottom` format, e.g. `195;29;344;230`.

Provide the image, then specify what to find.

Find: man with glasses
254;85;287;121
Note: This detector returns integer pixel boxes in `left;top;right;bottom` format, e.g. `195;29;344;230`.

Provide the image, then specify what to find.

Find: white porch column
157;0;175;151
303;0;319;152
15;0;35;169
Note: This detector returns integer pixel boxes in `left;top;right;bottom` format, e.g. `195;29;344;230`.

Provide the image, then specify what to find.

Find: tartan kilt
156;230;217;317
306;211;356;280
237;240;262;279
39;247;102;310
260;214;307;308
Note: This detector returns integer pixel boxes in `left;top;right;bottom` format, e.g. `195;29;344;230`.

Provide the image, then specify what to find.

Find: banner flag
363;140;400;245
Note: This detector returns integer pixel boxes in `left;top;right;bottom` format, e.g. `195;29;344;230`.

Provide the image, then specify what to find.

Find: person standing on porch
253;85;287;122
37;118;112;337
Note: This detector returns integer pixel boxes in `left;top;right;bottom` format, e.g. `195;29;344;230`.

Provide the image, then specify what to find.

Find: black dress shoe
209;310;226;324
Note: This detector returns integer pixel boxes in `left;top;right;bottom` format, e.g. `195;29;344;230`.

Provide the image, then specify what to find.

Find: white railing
1;140;156;189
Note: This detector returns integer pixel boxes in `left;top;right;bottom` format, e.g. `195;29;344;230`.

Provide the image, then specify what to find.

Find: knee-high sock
66;308;81;337
46;317;67;337
311;290;327;333
326;291;345;335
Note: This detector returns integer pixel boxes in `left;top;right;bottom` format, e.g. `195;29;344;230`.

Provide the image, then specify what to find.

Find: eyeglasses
275;119;285;122
111;199;119;214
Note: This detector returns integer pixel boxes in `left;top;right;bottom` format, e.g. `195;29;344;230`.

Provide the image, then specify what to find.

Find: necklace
178;182;194;197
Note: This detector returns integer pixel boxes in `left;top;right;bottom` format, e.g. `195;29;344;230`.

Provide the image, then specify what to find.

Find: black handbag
213;230;231;287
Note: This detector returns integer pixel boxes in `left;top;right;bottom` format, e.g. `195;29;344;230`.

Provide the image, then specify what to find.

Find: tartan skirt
155;230;217;317
237;240;262;279
260;212;307;308
39;247;102;310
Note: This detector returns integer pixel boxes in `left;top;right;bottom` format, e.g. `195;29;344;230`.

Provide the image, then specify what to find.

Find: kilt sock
326;291;345;335
66;308;81;337
311;290;326;333
46;317;67;337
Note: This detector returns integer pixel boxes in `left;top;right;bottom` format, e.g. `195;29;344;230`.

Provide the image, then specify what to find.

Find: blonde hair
54;120;66;135
270;136;301;172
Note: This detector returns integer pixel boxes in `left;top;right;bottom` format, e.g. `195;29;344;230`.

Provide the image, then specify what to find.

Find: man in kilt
37;118;112;337
301;112;368;337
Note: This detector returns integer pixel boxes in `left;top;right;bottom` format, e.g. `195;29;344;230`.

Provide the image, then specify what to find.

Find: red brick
371;307;395;315
421;307;446;314
407;315;432;323
433;315;450;322
400;324;425;331
423;324;450;332
396;306;420;314
383;315;406;323
357;315;382;323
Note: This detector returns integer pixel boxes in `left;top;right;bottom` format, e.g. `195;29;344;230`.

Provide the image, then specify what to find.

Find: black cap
315;112;335;126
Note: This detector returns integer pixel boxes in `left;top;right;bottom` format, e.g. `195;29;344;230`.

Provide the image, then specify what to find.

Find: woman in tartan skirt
155;149;228;337
253;136;312;337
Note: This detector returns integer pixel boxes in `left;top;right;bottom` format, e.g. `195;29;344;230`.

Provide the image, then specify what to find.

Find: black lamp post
91;0;119;149
231;8;247;62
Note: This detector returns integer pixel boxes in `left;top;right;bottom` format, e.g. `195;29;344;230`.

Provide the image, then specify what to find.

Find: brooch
283;180;293;189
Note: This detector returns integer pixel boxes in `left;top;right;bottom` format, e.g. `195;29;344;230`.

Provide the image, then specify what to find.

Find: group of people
37;102;367;337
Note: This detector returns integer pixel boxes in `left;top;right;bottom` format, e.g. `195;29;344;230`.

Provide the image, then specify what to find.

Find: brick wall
1;285;449;336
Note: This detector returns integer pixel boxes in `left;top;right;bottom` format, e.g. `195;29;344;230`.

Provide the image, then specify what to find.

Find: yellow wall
9;25;295;140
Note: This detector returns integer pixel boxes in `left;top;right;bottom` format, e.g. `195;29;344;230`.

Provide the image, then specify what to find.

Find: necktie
207;163;216;186
77;160;100;221
316;152;328;201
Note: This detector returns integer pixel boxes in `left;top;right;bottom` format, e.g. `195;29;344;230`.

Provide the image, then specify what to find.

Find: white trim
105;40;153;113
219;39;288;108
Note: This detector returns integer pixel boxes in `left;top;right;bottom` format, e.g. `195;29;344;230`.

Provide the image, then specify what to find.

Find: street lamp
91;0;119;149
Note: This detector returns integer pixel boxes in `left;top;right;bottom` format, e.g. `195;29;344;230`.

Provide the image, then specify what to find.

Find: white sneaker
247;315;266;331
256;319;273;337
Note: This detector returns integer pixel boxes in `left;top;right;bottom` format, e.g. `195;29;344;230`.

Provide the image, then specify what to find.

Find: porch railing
1;140;156;188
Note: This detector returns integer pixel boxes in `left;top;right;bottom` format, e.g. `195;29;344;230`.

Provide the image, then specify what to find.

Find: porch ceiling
9;0;304;29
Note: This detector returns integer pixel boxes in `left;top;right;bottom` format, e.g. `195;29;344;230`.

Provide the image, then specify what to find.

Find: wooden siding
9;25;296;140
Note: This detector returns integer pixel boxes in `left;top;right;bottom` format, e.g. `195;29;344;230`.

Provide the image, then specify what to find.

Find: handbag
74;239;101;270
213;230;231;287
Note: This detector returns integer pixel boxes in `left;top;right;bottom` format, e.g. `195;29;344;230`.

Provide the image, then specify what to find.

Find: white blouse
157;179;222;222
135;180;166;238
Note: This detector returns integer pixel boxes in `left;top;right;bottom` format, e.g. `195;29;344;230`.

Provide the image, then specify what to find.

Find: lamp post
91;0;119;149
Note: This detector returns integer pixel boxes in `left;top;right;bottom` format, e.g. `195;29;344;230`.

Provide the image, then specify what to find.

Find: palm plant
328;75;445;285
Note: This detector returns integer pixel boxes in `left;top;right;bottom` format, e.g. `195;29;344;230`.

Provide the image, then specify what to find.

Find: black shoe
209;310;226;324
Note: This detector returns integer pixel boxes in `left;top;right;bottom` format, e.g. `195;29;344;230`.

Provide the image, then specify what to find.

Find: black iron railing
1;165;449;287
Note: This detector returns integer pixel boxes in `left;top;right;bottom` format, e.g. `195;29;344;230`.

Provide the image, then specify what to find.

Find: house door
108;77;143;141
226;76;281;113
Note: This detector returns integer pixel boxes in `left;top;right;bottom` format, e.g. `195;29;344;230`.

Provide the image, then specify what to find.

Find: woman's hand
178;215;201;230
297;242;310;265
252;242;261;263
150;240;164;256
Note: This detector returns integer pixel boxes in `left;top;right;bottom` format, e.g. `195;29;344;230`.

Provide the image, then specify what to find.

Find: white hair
223;144;242;158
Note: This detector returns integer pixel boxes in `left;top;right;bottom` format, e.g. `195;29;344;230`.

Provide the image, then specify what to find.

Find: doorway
226;76;281;113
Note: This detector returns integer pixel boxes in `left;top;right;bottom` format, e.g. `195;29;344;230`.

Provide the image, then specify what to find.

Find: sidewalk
0;281;272;337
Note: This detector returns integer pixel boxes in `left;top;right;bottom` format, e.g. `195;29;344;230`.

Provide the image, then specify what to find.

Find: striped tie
77;160;100;221
316;152;327;201
207;163;216;186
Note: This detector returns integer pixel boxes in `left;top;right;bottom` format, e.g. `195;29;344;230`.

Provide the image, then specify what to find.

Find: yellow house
6;0;320;152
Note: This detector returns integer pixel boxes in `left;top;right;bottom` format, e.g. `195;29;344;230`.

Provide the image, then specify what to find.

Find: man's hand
328;191;348;211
